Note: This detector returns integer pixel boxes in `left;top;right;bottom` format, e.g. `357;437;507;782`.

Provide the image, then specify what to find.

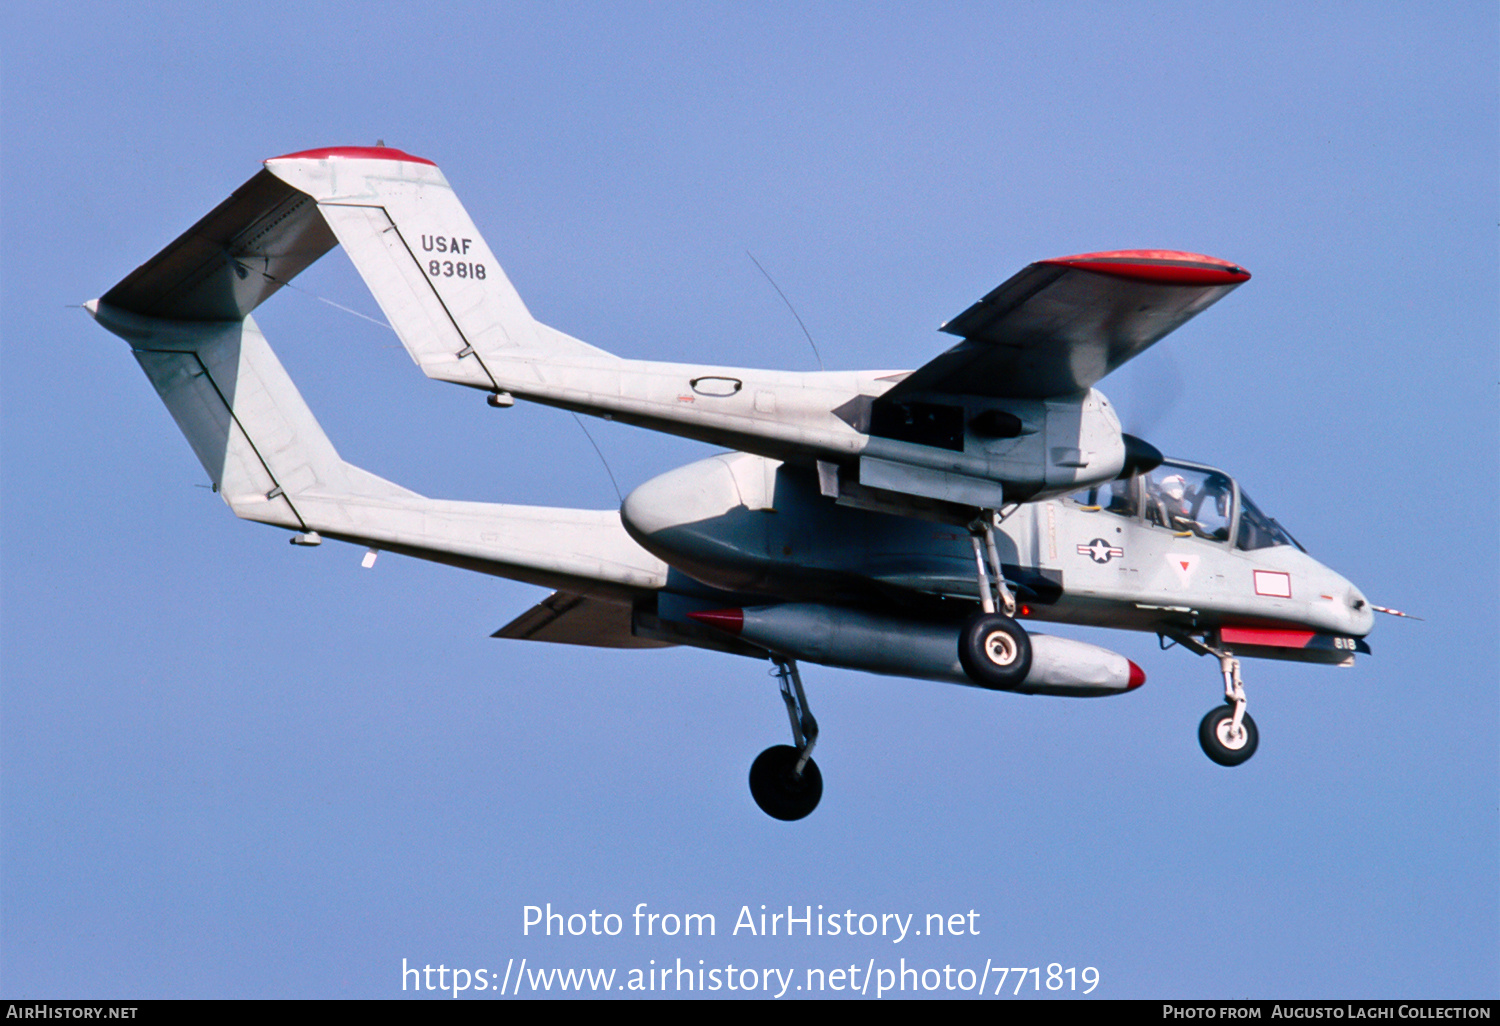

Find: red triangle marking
1179;561;1190;571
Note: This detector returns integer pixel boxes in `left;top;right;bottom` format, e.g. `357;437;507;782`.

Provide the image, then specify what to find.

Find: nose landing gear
1164;632;1264;766
749;656;822;820
1199;652;1258;766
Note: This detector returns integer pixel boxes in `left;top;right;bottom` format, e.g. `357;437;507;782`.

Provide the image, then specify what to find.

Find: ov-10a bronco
89;146;1383;819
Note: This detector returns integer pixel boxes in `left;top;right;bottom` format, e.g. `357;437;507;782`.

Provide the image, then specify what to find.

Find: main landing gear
749;656;822;821
957;510;1032;689
1199;652;1258;766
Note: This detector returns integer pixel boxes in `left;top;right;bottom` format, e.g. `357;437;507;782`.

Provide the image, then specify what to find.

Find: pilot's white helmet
1160;474;1187;501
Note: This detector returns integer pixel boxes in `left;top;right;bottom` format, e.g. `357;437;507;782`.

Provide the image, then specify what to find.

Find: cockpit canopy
1071;460;1304;552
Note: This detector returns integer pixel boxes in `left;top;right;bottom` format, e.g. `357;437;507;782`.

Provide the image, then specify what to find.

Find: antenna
571;413;623;505
747;251;824;371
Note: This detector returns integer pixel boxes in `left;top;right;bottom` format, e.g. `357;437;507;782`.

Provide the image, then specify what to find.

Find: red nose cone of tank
687;609;744;635
1127;661;1147;689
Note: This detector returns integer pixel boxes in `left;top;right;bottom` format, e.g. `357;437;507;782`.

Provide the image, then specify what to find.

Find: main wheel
749;745;823;821
1198;705;1259;766
958;612;1033;689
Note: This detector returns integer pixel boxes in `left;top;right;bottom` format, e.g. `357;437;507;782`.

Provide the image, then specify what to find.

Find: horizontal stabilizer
493;591;673;649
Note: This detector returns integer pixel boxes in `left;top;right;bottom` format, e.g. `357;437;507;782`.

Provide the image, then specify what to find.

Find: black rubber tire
957;612;1033;689
1198;706;1260;766
749;745;823;821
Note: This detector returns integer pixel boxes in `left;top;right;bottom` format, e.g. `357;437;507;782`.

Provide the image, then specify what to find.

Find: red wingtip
1126;661;1147;690
1042;250;1250;286
686;609;744;635
266;145;437;167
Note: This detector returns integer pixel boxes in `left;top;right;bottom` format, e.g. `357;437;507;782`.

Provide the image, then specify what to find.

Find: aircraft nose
1319;572;1374;637
1345;584;1375;636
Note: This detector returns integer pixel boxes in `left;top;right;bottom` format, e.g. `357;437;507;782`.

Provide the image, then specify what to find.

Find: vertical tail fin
264;147;613;394
88;302;416;532
90;298;667;598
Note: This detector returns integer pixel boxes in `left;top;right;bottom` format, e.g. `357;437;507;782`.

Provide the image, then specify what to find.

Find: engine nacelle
849;388;1145;513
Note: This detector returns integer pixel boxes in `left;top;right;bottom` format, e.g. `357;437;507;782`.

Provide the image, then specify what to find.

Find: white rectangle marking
1253;570;1291;597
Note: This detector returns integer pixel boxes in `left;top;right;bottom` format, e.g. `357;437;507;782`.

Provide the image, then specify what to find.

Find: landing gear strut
749;657;822;820
958;509;1032;689
1199;653;1259;766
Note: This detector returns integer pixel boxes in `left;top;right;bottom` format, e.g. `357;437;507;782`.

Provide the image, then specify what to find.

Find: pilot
1150;473;1190;529
1152;471;1232;540
1160;474;1188;509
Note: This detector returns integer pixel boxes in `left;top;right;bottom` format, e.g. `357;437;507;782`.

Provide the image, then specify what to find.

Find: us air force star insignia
1077;538;1124;564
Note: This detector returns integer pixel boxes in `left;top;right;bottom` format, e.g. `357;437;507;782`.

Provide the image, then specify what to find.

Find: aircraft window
1143;465;1232;541
1237;492;1305;552
1070;479;1138;518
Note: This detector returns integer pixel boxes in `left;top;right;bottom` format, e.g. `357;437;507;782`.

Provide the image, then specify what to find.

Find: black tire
957;612;1033;689
749;745;823;821
1198;706;1259;766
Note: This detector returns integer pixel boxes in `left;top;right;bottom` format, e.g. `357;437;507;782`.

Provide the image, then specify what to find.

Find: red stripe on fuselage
1220;626;1316;648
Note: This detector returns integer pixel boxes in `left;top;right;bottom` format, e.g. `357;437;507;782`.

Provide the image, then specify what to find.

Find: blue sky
3;2;1495;999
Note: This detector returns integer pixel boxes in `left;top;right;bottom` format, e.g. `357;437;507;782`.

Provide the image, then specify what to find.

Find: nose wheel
1199;705;1259;766
749;657;822;820
1198;652;1259;766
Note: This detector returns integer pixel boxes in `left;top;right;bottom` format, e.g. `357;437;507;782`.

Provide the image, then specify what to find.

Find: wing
884;250;1250;400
